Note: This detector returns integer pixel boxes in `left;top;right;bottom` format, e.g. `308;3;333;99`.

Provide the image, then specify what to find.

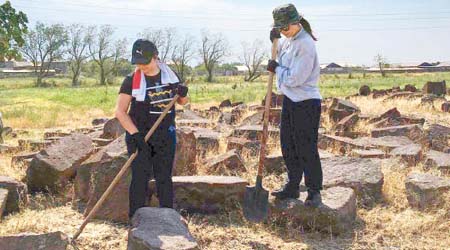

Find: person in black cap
115;39;189;220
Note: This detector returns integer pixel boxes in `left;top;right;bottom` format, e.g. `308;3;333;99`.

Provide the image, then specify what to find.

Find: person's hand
267;60;279;73
170;84;188;97
129;132;150;155
270;28;281;43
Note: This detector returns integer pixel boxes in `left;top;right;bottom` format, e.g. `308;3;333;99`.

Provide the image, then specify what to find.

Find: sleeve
275;41;316;88
118;75;133;95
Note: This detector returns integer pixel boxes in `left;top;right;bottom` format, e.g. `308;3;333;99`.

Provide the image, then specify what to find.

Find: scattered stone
270;187;356;234
231;101;244;107
264;153;284;174
405;172;450;210
232;125;279;140
191;127;221;156
371;124;423;141
420;94;447;105
226;137;260;157
0;188;8;220
372;89;389;98
177;119;214;128
359;85;371;96
27;133;94;193
383;91;416;101
202;150;246;174
369;108;401;124
330;98;360;113
219;99;232;108
174;127;197;176
424;150;450;174
404;84;417;92
240;111;263;126
268;108;282;126
102;117;125;139
150;176;248;214
82;135;130;222
0;231;69;250
262;92;284;108
92;118;109;126
442;101;450;112
18;139;52;151
43;130;71;139
0;176;28;215
422;80;447;96
352;149;386;159
353;136;414;153
422;124;450;153
218;112;234;125
92;137;113;147
177;110;206;120
128;207;198;250
320;157;384;205
333;113;359;132
396;116;426;126
318;134;372;155
329;109;354;123
389;144;423;166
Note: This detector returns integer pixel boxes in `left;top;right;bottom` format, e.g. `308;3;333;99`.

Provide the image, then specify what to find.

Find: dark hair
299;18;317;41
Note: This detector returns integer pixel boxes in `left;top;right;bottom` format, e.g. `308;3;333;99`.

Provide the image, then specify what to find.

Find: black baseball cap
131;39;158;65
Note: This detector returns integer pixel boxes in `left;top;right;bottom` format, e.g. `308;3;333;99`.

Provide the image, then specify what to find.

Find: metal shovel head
243;183;269;222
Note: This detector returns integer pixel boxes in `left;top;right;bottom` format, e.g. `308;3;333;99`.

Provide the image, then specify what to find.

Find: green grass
0;72;449;128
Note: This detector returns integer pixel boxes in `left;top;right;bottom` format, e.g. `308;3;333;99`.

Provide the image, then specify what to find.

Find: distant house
320;62;346;73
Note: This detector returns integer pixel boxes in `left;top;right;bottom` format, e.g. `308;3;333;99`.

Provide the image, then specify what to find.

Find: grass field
1;72;449;129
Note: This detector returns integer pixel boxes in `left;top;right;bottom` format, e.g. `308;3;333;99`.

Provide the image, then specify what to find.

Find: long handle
256;39;279;184
72;95;180;241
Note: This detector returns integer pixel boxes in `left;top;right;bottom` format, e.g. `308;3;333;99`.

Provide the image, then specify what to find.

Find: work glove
267;60;279;73
270;28;281;43
171;84;189;97
129;132;150;155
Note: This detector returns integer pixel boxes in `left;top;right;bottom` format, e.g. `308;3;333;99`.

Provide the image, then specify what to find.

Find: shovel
71;94;180;243
243;38;279;222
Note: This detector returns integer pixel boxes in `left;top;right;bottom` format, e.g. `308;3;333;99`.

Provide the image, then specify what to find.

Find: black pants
280;97;323;191
126;125;177;219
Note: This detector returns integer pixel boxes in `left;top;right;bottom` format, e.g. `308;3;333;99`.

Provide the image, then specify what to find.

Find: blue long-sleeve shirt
275;28;322;102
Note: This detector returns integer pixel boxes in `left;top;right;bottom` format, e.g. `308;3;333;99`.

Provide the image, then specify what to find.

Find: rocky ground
0;81;449;249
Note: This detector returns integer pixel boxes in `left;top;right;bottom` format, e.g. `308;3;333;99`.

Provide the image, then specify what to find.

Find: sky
8;0;450;66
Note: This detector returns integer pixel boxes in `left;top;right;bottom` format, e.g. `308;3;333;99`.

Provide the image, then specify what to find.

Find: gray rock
318;134;371;155
270;187;356;234
353;136;414;152
320;157;384;206
202;150;246;175
226;137;260;157
102;117;125;139
0;176;28;215
11;152;38;167
405;173;450;210
150;176;248;214
0;231;69;250
423;124;450;153
0;188;8;220
26;133;94;193
389;144;423;166
424;150;450;174
174;127;197;176
128;207;198;250
422;80;447;96
352;149;386;158
371;124;423;141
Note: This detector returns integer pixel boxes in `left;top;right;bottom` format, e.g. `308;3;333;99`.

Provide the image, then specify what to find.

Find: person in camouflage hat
267;3;323;207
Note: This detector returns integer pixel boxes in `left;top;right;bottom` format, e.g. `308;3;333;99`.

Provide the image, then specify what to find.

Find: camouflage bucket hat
272;3;302;29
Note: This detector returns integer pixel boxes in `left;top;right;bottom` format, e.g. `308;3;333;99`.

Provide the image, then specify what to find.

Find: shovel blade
243;185;269;222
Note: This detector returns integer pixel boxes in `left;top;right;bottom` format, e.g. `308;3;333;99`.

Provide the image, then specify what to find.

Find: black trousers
126;125;177;219
280;96;323;191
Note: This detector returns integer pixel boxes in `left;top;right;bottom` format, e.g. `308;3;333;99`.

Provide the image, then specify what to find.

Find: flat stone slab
389;144;423;166
202;150;245;175
424;150;450;174
0;176;28;215
424;124;450;153
128;207;198;250
405;173;450;210
320;157;384;206
102;117;125;139
352;149;386;158
371;124;423;141
11;152;38;166
226;136;260;156
269;187;356;234
318;134;373;155
354;136;414;152
0;188;8;220
0;231;69;250
150;176;248;214
232;125;279;140
27;133;94;192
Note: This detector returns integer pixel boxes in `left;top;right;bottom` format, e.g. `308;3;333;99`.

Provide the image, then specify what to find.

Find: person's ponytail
299;18;317;41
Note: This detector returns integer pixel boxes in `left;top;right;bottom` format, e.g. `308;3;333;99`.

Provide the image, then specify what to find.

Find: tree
67;24;89;86
110;38;128;78
374;53;388;77
200;31;228;82
87;25;115;85
138;27;176;63
20;22;67;87
240;39;266;82
171;34;195;82
0;1;28;61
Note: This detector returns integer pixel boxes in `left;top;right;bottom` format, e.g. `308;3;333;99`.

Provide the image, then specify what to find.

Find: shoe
304;189;322;207
271;184;300;200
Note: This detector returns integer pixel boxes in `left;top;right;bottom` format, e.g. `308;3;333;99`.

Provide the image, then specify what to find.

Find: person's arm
276;41;316;88
115;93;138;134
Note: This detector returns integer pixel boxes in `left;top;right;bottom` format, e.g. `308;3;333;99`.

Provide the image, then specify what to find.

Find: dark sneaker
304;189;322;207
271;184;300;200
